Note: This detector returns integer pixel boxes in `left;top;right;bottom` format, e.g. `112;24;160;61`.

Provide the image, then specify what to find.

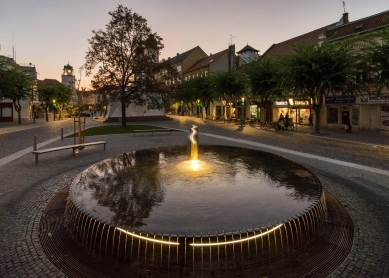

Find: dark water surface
70;145;321;235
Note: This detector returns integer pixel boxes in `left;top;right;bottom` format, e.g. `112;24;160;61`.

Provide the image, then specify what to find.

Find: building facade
0;56;37;123
262;10;389;130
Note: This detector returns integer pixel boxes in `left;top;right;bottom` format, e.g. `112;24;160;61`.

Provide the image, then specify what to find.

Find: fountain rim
68;145;323;240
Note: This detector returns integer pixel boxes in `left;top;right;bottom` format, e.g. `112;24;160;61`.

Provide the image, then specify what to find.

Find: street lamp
197;99;200;118
240;97;245;126
53;99;56;121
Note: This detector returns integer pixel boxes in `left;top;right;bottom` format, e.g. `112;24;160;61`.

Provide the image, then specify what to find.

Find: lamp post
53;99;56;121
197;99;200;118
240;97;245;127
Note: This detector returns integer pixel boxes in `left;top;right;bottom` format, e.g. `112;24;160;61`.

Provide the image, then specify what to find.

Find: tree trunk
314;107;321;133
13;99;22;125
45;106;49;122
121;92;127;127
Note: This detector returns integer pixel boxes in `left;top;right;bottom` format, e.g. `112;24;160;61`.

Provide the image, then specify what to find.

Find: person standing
346;117;352;132
309;114;314;126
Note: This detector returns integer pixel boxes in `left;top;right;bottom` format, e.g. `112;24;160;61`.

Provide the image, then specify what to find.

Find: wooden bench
133;129;172;136
32;141;106;164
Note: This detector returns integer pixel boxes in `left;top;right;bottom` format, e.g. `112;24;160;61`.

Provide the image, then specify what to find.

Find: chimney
177;53;179;56
228;44;235;72
342;13;349;24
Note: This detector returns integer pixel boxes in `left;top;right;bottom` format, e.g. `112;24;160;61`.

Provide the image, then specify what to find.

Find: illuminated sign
294;100;310;105
275;101;288;106
326;96;356;104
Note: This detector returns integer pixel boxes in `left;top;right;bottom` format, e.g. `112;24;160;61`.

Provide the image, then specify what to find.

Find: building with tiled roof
38;79;62;87
262;10;389;131
262;23;337;57
181;44;246;119
166;46;208;81
184;45;245;80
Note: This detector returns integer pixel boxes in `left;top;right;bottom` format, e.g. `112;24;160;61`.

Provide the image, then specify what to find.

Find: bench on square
32;141;106;164
133;129;172;136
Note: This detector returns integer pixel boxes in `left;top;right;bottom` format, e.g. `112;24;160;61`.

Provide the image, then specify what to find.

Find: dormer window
355;24;364;31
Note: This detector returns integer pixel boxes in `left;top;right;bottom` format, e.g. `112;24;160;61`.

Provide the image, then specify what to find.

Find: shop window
381;106;389;127
250;105;257;119
327;107;338;124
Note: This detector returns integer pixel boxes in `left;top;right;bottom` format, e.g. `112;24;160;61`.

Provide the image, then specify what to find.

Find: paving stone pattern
1;116;389;277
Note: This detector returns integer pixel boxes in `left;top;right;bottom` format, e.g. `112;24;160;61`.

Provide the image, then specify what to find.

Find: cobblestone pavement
0;116;388;277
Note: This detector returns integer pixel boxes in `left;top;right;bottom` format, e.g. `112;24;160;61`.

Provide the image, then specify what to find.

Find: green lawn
66;124;176;137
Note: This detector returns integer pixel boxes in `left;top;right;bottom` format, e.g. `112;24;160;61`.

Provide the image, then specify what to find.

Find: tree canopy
0;60;34;124
37;83;72;121
84;5;168;127
276;41;362;133
241;58;281;123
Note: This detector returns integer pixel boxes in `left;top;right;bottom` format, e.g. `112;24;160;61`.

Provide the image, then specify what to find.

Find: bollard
61;128;63;140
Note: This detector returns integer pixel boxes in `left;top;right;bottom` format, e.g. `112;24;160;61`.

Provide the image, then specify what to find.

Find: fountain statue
187;124;198;160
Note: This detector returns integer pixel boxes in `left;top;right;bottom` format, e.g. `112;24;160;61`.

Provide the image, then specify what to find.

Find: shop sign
360;95;389;104
275;100;288;106
294;100;310;106
325;96;356;104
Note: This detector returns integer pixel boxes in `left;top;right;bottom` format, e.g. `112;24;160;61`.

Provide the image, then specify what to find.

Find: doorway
341;111;350;124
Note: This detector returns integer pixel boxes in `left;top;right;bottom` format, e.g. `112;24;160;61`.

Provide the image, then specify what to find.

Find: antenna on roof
229;34;236;46
343;1;346;13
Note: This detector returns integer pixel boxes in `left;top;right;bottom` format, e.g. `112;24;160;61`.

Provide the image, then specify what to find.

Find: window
196;74;198;77
205;71;208;76
176;66;182;72
327;107;338;124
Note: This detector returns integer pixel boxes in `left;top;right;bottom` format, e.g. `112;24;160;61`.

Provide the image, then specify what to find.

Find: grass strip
66;124;176;137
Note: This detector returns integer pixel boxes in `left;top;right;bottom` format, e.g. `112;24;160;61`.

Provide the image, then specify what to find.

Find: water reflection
70;145;321;234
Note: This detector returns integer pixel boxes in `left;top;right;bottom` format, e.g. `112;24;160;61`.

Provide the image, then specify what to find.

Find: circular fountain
64;140;326;276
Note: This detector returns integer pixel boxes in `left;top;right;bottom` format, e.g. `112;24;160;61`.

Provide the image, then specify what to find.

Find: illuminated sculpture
187;124;198;160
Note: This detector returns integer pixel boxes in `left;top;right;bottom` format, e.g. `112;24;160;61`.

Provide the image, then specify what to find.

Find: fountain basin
65;145;325;272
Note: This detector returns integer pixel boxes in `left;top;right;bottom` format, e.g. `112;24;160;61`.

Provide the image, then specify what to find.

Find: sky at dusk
1;0;388;88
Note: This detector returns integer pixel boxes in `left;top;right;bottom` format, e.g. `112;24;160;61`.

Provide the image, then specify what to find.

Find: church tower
61;63;76;89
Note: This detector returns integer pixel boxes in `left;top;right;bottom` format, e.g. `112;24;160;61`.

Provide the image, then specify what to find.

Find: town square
1;1;389;277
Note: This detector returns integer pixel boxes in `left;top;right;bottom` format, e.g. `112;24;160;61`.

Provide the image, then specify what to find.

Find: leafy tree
210;70;245;120
53;84;73;119
91;75;115;117
37;83;71;121
363;27;389;93
241;58;281;124
277;41;362;133
84;5;166;127
0;61;34;124
189;76;214;119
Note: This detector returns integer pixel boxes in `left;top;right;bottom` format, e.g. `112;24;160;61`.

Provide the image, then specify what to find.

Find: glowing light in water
189;159;200;171
117;228;180;245
189;224;283;246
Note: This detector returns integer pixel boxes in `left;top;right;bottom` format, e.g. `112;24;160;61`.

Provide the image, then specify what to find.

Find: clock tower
61;63;76;89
